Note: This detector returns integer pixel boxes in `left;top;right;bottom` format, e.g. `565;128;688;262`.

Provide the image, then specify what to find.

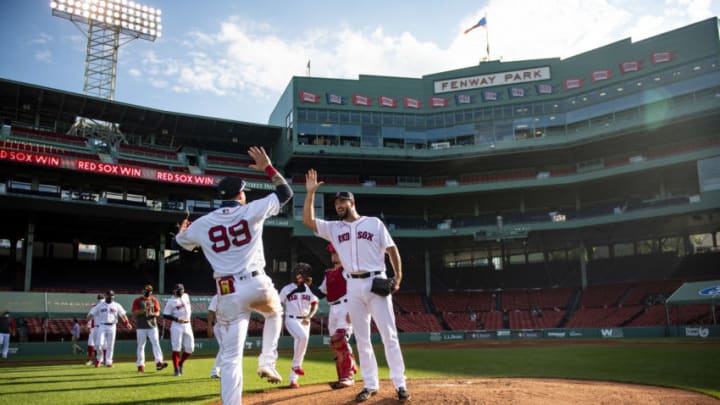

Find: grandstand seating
578;283;632;308
431;291;496;312
508;309;566;329
395;313;444;332
565;305;644;328
621;280;683;306
11;127;88;147
118;143;178;160
442;311;503;331
392;292;426;313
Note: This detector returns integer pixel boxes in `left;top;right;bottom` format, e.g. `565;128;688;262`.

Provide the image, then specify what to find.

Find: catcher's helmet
291;263;313;281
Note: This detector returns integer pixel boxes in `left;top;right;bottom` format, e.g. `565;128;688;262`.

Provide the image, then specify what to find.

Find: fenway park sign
434;66;551;94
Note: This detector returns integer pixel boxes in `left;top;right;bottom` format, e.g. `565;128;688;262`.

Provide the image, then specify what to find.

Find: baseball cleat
257;365;282;383
292;366;305;376
355;388;378;402
178;365;183;375
137;365;145;373
174;369;182;377
105;363;113;368
397;387;411;402
289;381;299;388
210;374;220;379
85;360;93;366
156;362;168;371
329;379;354;389
94;361;100;368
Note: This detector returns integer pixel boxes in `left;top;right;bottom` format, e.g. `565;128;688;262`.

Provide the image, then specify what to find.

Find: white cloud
128;68;142;77
126;0;719;121
28;32;53;45
34;49;52;63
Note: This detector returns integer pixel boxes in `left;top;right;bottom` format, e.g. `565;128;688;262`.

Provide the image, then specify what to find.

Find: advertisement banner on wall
465;331;495;340
513;330;543;339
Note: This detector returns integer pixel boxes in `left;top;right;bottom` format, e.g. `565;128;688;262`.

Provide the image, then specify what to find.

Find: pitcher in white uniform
279;263;319;388
175;145;293;405
302;169;410;403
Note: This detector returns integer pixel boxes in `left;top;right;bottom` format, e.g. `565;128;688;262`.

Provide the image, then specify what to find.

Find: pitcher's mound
243;378;718;404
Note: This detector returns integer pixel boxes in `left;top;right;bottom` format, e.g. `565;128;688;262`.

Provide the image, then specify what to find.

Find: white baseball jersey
208;295;217;313
88;301;127;324
314;216;395;272
279;284;319;317
163;293;192;321
175;195;280;276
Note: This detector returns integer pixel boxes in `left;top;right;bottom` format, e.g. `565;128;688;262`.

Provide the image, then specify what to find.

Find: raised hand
305;169;325;193
247;146;271;171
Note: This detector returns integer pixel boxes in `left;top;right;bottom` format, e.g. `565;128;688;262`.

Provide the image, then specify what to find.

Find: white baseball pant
136;327;164;366
170;322;194;353
94;324;117;365
346;276;406;391
214;272;282;405
285;316;310;383
0;333;9;358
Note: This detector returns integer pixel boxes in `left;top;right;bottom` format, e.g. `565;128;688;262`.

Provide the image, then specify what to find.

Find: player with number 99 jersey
175;194;278;277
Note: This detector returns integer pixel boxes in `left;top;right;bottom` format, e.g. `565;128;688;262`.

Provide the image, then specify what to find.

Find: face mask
143;291;151;298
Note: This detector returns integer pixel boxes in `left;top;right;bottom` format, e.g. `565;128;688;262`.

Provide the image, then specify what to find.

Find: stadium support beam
424;249;431;298
24;221;35;292
579;240;587;290
158;233;165;294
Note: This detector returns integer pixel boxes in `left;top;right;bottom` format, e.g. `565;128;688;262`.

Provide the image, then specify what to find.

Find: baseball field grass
0;339;717;404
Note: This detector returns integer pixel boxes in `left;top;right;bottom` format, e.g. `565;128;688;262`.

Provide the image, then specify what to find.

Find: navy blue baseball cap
335;191;354;202
217;177;249;199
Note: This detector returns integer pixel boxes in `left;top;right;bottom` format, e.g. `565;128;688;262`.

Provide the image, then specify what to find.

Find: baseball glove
370;277;396;297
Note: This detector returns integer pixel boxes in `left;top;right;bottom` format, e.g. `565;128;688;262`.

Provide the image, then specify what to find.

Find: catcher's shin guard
330;329;355;380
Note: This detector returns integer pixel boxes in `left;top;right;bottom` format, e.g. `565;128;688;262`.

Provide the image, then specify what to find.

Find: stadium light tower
50;0;162;101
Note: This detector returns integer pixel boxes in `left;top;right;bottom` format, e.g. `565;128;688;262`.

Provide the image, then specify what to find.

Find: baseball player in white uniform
279;263;319;388
174;146;293;405
85;294;104;365
162;283;194;376
207;294;221;379
319;243;357;389
303;169;410;403
86;290;132;368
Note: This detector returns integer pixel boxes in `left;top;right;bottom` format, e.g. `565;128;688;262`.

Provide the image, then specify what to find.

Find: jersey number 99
208;220;252;252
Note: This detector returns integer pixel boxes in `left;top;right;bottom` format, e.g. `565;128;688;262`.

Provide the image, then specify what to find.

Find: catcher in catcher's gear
319;243;357;389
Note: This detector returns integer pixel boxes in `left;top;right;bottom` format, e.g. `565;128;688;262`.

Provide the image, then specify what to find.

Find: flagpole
485;13;490;61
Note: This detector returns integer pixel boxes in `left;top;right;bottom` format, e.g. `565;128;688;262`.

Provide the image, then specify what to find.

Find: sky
1;0;718;125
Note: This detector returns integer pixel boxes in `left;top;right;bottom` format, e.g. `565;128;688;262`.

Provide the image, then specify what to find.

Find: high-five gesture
248;146;271;171
305;169;324;194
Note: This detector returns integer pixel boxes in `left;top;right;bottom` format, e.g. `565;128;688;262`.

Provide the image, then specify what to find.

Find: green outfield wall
2;326;718;358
